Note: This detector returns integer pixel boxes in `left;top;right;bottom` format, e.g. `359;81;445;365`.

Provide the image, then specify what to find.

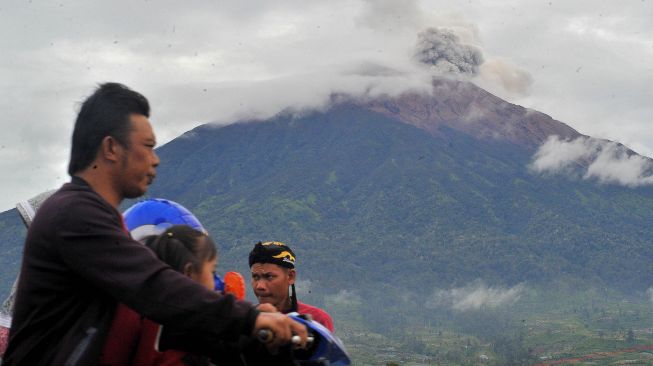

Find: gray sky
1;0;652;211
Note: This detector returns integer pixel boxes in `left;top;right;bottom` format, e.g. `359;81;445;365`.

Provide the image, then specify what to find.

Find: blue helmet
123;198;206;240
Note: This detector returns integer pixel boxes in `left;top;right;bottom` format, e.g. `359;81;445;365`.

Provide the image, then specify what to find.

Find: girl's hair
143;225;217;274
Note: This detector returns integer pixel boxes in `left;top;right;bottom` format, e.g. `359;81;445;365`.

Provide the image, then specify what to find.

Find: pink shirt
293;301;334;332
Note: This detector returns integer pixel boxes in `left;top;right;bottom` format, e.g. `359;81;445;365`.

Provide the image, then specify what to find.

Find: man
4;83;306;365
249;241;334;332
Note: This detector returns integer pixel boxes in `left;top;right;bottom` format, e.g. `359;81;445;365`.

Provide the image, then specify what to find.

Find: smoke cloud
531;135;653;187
414;28;484;76
427;281;525;311
477;58;534;97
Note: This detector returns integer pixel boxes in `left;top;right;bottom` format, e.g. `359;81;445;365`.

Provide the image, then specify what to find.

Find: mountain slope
146;100;653;295
1;82;651;300
361;79;581;148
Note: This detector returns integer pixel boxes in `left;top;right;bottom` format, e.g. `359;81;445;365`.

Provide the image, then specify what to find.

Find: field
323;287;653;365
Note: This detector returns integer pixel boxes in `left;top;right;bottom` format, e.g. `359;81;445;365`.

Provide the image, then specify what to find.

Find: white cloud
1;0;653;211
329;289;362;307
531;136;653;187
427;281;525;311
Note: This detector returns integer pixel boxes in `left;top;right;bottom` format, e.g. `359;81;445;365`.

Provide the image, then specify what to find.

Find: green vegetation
1;104;653;364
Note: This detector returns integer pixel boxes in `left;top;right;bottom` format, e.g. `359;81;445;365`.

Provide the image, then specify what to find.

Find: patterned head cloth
248;241;299;311
248;241;296;269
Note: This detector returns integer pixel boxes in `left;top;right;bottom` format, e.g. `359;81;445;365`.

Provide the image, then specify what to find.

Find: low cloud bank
329;289;362;307
427;281;525;311
531;135;653;187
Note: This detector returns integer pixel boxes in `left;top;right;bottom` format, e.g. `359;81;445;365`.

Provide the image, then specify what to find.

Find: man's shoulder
32;182;120;232
39;182;102;211
297;301;334;331
297;301;328;315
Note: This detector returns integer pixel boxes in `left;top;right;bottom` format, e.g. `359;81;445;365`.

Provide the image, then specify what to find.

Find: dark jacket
3;177;258;365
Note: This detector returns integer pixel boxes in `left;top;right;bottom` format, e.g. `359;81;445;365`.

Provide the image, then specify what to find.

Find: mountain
0;209;26;296
1;79;652;301
145;80;653;294
361;79;580;147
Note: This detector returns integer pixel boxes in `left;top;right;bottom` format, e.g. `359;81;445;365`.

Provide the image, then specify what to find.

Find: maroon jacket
4;177;258;365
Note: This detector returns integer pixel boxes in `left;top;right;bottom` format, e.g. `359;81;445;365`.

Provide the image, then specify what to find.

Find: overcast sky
1;0;651;211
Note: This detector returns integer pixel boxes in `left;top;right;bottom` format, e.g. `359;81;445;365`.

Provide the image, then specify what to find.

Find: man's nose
152;150;160;167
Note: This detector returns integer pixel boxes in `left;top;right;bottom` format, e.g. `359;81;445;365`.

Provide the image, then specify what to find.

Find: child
100;225;218;366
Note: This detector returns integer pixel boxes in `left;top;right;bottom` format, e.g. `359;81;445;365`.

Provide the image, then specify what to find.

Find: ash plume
414;28;484;76
477;58;534;97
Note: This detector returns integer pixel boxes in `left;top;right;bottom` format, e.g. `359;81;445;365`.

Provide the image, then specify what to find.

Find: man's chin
123;187;148;199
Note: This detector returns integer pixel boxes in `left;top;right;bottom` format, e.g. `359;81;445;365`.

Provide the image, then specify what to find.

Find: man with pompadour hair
4;83;307;366
249;241;334;332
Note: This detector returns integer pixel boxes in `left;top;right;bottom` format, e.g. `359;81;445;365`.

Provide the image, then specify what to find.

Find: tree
626;328;635;344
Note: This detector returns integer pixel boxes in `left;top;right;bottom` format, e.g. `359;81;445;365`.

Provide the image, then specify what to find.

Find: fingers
252;312;308;350
270;316;291;349
289;316;308;349
256;303;278;313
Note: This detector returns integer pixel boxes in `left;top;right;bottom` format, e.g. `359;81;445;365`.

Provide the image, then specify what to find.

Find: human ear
287;269;296;285
100;136;123;163
183;263;194;278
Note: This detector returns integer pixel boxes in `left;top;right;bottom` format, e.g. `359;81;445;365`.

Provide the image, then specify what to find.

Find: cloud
1;0;653;212
531;135;653;187
476;58;533;97
329;289;362;307
427;281;525;311
414;28;484;76
356;0;424;33
648;288;653;303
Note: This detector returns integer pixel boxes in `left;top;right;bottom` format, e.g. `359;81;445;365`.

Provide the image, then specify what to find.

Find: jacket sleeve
54;193;258;348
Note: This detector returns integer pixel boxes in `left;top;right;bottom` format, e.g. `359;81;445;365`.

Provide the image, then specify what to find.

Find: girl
100;225;218;366
134;225;218;366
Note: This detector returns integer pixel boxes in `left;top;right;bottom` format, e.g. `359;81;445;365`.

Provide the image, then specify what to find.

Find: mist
531;135;653;187
427;281;525;312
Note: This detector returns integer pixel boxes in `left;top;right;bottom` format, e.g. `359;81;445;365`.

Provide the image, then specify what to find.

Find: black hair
68;82;150;176
143;225;217;275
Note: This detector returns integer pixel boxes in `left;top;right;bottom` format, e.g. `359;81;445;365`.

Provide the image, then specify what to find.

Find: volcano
1;78;652;298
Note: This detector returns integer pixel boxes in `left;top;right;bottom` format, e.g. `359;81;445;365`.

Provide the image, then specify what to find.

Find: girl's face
190;256;218;290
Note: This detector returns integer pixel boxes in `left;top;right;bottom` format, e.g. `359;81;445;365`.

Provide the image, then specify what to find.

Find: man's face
117;114;159;199
251;263;295;311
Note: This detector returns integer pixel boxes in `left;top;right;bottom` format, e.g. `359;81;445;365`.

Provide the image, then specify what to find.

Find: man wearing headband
249;241;334;332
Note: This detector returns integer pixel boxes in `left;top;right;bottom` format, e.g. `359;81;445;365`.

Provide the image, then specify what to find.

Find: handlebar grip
257;329;314;345
257;329;274;343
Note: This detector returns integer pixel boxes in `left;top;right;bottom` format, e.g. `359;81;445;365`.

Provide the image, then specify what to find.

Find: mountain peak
352;78;581;148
